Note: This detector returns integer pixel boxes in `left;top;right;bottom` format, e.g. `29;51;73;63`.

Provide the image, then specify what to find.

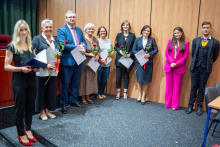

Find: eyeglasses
67;16;76;19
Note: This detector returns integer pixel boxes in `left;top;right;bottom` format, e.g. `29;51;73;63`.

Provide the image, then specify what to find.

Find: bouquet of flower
135;39;154;73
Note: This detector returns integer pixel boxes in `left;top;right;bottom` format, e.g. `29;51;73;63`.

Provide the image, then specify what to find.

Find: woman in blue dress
132;25;158;105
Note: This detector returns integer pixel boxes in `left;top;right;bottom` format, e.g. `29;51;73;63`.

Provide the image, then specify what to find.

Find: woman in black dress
132;25;158;105
114;20;136;100
4;20;40;146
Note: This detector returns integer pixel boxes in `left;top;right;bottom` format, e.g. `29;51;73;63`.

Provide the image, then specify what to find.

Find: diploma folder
21;49;47;68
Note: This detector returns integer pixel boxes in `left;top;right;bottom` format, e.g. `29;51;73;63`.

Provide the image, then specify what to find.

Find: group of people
4;9;219;146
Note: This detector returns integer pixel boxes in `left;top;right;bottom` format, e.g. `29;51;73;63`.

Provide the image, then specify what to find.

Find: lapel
53;39;59;49
65;24;75;45
40;34;50;47
207;38;213;59
194;37;202;57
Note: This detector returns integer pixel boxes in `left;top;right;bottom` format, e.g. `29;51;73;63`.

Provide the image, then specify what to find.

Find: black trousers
116;66;130;89
35;76;57;113
12;72;36;136
189;65;210;108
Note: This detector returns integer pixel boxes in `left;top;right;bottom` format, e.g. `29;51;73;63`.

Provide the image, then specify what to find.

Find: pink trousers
165;69;183;109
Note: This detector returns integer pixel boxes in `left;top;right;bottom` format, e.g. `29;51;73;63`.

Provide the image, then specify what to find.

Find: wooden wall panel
38;0;47;34
150;0;200;108
47;0;75;36
107;0;151;98
75;0;110;36
198;0;220;90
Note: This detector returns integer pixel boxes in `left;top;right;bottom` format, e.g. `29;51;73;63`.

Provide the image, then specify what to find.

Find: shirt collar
42;33;55;41
67;24;75;29
201;35;212;40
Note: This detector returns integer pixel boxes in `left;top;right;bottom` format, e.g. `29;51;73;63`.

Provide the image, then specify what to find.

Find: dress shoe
61;105;67;114
24;130;37;142
141;101;146;105
87;100;94;104
186;106;193;114
39;114;48;121
136;99;141;103
17;134;33;146
71;102;85;108
197;108;203;116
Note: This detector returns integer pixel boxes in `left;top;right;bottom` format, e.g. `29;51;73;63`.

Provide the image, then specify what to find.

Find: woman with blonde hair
4;20;40;146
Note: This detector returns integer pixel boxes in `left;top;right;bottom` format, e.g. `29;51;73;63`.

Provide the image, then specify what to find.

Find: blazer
114;32;136;66
189;37;220;74
164;39;189;74
57;24;87;66
132;36;158;64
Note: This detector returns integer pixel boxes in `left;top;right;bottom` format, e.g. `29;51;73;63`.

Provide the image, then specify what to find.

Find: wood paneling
38;0;47;34
150;0;200;108
198;0;220;93
76;0;110;36
107;0;151;97
47;0;75;36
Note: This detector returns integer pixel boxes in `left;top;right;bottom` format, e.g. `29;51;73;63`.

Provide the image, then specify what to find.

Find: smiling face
86;26;95;36
65;13;76;27
42;22;53;37
142;27;150;38
173;29;183;40
99;28;106;38
122;23;130;31
19;24;29;39
201;24;211;36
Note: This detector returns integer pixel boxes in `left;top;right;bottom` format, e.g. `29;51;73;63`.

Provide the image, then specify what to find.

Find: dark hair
202;21;212;28
168;27;185;52
121;20;131;32
97;26;108;38
140;25;152;37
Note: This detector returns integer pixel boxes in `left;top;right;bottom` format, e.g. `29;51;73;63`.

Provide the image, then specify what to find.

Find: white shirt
67;24;77;45
42;33;55;50
143;38;148;49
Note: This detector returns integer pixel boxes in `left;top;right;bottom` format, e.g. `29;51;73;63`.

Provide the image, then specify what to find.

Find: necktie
71;27;79;45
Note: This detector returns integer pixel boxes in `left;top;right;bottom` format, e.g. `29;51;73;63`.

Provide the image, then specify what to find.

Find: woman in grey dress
78;23;100;104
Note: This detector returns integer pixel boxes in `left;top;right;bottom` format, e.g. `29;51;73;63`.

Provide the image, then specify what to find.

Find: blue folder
21;58;47;69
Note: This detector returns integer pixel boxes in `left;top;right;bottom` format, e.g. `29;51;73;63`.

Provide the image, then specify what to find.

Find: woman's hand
32;68;41;72
47;64;55;70
99;59;105;64
171;63;177;68
144;54;150;58
21;67;32;73
125;54;130;58
95;55;99;61
119;50;124;55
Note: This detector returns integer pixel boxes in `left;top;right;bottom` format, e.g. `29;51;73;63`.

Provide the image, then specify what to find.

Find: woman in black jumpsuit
4;20;40;146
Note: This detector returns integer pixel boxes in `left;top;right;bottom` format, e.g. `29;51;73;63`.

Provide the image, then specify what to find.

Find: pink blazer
163;39;189;74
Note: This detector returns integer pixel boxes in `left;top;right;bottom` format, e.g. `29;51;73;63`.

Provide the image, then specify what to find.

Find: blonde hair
12;20;32;54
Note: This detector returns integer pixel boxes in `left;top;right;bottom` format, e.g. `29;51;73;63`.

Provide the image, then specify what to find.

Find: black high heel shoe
136;99;141;103
141;101;146;105
116;91;120;100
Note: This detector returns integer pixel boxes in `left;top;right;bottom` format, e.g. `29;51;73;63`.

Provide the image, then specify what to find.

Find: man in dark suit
57;10;87;114
186;21;220;116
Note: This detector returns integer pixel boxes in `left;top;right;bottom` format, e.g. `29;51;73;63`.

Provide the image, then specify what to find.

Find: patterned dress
78;37;101;96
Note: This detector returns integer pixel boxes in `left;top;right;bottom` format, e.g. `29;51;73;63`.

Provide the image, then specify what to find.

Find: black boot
197;108;203;116
61;104;67;114
186;106;193;114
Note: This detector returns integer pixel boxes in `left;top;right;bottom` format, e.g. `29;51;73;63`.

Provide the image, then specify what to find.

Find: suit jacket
57;24;87;66
114;32;136;66
164;39;189;74
132;36;158;64
189;36;220;74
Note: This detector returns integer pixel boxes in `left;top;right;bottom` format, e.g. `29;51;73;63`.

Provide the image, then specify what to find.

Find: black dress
6;43;36;136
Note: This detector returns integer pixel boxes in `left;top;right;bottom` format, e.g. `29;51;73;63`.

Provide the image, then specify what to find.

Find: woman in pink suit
164;27;189;110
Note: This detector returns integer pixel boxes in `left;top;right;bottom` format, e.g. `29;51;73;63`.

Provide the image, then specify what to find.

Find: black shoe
197;108;203;116
136;100;141;103
141;101;146;105
61;105;67;114
71;102;85;108
186;106;193;114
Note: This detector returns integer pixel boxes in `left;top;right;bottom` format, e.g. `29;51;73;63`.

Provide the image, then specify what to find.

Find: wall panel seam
196;0;202;38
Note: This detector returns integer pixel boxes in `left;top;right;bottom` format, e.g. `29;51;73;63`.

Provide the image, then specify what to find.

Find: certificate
71;46;86;65
100;50;112;65
46;47;59;65
134;49;149;66
88;57;100;73
118;55;134;69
